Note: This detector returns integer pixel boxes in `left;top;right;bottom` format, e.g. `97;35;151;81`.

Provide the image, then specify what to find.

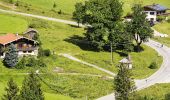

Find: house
0;34;38;58
144;4;169;22
24;28;38;39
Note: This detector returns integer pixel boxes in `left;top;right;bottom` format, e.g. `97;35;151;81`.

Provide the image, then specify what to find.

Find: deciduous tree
127;4;153;52
73;3;86;27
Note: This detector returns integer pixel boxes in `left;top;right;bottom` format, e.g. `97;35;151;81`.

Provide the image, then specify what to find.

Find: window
28;51;33;53
150;12;155;15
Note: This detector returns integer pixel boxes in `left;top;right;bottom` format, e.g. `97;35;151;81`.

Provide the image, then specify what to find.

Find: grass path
59;53;116;76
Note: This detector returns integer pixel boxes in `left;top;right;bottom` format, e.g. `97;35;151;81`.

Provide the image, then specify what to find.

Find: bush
149;61;158;69
28;20;49;28
43;49;51;56
58;9;62;14
167;19;170;23
26;57;37;67
38;48;51;57
157;16;166;22
15;57;26;69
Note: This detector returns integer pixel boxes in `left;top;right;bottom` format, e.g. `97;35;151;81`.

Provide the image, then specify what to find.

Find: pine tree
20;72;44;100
4;44;18;68
2;78;19;100
114;64;136;100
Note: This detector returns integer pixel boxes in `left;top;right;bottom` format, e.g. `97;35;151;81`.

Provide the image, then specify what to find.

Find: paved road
0;8;170;100
97;40;170;100
59;53;116;76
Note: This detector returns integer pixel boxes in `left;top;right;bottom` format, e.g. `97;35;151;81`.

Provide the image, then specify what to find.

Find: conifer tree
114;64;136;100
4;44;18;68
2;78;19;100
20;72;44;100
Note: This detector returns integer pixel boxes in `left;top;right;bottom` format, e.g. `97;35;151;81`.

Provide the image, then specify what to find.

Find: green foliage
15;57;26;69
53;2;57;8
127;4;153;52
73;3;86;27
38;48;51;57
149;61;157;69
2;78;19;100
58;9;62;14
16;56;46;69
28;20;49;29
74;0;128;51
114;64;136;100
4;44;18;68
20;72;44;100
157;16;166;22
43;49;51;56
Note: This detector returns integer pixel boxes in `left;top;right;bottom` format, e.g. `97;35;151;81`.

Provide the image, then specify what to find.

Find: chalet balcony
17;47;38;51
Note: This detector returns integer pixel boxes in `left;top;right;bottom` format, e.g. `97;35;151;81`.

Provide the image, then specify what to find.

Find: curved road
0;9;170;100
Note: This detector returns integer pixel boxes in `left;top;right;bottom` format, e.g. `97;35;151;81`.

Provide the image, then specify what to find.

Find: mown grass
0;14;28;33
153;21;170;47
135;83;170;99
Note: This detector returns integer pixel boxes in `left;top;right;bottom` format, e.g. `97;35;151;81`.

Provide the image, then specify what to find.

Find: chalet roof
0;34;36;45
24;28;38;34
144;4;168;11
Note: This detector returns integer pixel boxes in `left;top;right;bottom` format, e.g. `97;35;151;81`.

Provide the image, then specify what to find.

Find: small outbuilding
24;28;38;40
119;55;132;69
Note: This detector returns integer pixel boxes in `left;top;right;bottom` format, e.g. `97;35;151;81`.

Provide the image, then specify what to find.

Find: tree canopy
127;4;153;51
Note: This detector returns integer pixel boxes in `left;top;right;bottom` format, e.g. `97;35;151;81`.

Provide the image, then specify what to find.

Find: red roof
0;34;23;45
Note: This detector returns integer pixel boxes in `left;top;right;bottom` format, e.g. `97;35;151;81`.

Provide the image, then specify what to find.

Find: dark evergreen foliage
20;72;44;100
114;64;136;100
3;44;18;68
2;78;19;100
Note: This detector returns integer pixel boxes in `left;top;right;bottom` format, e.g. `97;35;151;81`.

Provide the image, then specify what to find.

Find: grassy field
0;14;27;33
135;83;170;100
153;21;170;47
0;0;170;19
0;13;163;99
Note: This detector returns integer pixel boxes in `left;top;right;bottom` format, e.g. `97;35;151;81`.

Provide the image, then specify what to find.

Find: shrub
28;20;49;28
167;19;170;23
58;9;62;14
149;61;158;69
43;49;51;56
38;48;51;57
15;57;26;69
26;57;37;67
37;58;47;67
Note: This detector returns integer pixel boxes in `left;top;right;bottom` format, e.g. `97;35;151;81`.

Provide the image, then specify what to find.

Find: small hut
24;28;38;40
119;55;132;69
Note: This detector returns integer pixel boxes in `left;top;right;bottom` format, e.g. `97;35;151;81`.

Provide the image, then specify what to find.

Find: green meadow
153;21;170;47
135;83;170;99
0;14;27;33
0;0;170;19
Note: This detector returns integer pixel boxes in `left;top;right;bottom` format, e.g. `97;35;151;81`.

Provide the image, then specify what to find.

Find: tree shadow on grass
64;35;99;52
